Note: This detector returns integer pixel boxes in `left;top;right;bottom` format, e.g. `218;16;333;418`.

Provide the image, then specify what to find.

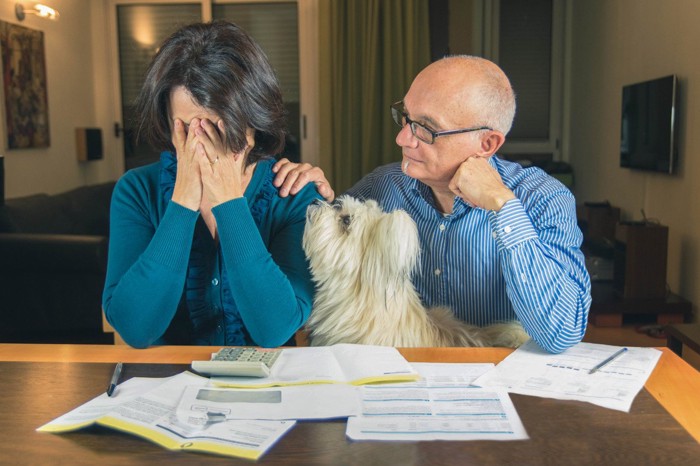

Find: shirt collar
408;158;499;217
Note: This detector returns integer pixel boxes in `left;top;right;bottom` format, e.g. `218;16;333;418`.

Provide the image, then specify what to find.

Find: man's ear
474;131;505;158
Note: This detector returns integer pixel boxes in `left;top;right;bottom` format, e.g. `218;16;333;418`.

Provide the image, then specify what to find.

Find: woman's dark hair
133;21;287;165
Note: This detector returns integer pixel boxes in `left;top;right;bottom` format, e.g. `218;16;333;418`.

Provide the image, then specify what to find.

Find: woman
102;21;321;348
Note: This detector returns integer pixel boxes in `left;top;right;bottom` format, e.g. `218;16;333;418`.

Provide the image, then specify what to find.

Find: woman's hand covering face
195;118;251;204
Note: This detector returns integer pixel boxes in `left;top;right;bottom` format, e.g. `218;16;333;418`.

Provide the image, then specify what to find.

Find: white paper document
38;371;295;460
473;340;662;412
346;363;528;442
37;376;171;430
409;362;496;386
176;383;361;423
212;344;419;388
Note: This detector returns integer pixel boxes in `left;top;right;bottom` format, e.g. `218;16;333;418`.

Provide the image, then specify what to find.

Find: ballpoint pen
107;362;123;397
589;347;628;374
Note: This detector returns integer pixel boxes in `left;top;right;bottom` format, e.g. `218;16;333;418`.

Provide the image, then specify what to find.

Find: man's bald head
412;56;516;135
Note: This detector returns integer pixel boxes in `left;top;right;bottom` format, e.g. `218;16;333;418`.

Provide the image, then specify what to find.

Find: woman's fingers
171;118;187;155
195;118;227;163
198;141;245;204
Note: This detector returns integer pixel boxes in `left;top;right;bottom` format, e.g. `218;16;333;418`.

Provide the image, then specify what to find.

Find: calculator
191;347;283;377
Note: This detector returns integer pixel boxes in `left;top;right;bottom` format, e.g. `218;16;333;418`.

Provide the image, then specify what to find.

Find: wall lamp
15;3;60;21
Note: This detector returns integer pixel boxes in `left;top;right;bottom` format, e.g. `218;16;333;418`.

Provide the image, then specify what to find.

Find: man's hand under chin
448;157;515;212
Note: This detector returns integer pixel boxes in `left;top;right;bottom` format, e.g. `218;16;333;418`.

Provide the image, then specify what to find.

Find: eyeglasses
390;101;492;145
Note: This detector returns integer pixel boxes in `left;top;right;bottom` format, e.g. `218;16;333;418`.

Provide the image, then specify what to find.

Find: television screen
620;75;678;174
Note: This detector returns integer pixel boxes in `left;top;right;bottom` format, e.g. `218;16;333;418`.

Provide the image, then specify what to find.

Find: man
274;56;591;353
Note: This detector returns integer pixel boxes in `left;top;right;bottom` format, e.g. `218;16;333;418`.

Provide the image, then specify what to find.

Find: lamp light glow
15;3;60;21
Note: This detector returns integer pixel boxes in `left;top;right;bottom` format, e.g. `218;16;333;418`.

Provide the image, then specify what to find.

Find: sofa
0;182;116;343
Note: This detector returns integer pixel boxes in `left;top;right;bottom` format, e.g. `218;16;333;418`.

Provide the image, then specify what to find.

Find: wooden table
0;344;698;465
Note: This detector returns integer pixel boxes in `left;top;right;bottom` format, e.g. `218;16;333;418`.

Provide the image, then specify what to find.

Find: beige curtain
318;0;431;194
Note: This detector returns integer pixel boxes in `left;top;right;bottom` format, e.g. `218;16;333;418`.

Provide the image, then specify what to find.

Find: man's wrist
489;190;516;212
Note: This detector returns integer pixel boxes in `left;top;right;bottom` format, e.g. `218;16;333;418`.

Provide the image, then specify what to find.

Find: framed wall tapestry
0;21;50;149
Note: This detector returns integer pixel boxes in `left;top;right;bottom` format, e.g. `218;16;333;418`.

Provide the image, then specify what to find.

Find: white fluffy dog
302;196;530;348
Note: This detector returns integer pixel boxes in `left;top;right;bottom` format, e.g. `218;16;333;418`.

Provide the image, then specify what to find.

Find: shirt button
216;325;222;333
434;269;441;276
492;231;497;239
212;278;219;286
504;226;512;234
439;224;446;232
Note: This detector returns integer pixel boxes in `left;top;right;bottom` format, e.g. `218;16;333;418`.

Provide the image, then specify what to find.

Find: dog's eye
340;214;352;228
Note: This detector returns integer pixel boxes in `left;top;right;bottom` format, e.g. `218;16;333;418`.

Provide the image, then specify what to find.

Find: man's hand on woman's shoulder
272;158;335;202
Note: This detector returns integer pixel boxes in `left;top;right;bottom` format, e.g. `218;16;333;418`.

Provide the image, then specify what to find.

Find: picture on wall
0;21;50;149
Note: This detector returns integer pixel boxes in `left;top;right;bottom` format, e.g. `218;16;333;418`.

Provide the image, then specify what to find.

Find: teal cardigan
102;154;321;348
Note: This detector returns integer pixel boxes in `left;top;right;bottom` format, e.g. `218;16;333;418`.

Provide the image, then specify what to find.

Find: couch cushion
59;182;115;236
0;193;66;233
0;182;115;235
0;204;17;232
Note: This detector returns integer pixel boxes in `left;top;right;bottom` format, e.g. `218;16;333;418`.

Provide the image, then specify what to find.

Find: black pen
589;347;628;374
107;362;123;397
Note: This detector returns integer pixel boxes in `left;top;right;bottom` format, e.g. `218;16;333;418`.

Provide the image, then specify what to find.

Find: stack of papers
37;341;661;459
37;344;420;460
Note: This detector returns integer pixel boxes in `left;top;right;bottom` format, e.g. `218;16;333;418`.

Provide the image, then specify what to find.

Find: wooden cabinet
613;222;668;299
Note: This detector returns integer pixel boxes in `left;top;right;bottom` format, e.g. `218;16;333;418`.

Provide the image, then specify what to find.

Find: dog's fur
302;196;530;348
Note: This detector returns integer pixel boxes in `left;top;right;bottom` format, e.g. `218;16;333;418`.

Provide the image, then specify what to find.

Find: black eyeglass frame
390;101;493;145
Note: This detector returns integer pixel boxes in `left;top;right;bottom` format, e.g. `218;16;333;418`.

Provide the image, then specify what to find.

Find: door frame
104;0;320;169
474;0;568;161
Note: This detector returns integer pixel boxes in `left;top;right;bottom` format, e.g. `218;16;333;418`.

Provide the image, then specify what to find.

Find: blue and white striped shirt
346;156;591;353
